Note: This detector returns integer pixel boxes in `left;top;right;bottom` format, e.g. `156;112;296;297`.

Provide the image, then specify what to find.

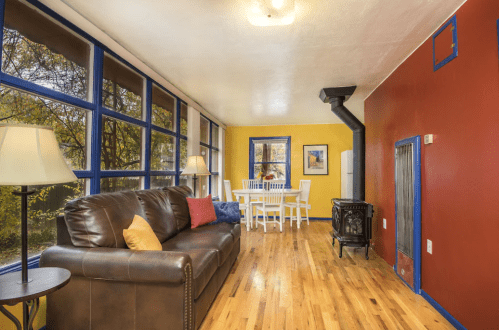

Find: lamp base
192;174;198;197
16;279;33;285
11;186;35;329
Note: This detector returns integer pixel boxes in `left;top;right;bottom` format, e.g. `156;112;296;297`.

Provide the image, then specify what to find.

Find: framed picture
303;144;328;175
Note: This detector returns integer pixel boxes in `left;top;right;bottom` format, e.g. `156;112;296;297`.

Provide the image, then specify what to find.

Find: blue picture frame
433;15;458;71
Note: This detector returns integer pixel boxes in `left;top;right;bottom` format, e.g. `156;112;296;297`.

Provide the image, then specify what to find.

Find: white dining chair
284;180;311;228
254;180;285;233
242;179;260;190
242;179;261;222
224;180;251;228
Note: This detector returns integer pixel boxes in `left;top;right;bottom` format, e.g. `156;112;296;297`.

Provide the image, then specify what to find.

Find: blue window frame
200;114;220;198
249;136;291;189
0;0;188;273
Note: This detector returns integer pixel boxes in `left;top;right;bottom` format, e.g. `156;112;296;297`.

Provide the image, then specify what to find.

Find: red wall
365;0;499;328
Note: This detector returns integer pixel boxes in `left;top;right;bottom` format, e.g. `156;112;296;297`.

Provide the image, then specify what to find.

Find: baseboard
421;290;467;330
39;327;46;330
249;216;331;222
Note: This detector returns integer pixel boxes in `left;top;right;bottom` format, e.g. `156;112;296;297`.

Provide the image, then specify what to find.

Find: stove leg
332;237;335;246
339;243;343;258
365;244;369;260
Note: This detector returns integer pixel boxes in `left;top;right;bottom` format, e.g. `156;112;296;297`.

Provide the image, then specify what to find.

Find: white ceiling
46;0;466;126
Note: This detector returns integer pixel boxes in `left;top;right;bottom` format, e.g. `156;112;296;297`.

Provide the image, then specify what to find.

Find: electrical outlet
427;239;433;254
383;218;387;229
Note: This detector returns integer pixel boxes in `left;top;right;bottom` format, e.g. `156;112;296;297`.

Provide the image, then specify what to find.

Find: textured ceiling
48;0;465;126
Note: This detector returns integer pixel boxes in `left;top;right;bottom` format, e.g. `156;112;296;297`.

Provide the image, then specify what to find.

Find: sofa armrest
40;245;192;284
212;201;241;224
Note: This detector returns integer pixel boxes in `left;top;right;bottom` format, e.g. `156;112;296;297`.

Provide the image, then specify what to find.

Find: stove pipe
319;86;365;201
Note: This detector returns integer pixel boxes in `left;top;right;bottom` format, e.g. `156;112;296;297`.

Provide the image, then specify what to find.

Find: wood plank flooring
199;221;454;330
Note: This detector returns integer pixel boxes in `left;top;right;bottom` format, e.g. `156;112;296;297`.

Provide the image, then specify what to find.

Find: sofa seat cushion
180;249;218;299
180;222;241;241
162;229;234;266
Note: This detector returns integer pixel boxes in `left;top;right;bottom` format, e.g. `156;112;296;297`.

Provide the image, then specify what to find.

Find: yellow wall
0;297;46;330
225;124;353;218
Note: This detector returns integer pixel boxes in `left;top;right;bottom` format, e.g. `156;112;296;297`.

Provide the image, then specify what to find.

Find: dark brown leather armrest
40;246;192;284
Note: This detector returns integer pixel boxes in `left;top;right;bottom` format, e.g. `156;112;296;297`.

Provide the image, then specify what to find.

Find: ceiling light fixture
272;0;284;9
248;0;295;26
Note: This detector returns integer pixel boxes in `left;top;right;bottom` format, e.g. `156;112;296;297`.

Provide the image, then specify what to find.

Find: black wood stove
331;199;373;259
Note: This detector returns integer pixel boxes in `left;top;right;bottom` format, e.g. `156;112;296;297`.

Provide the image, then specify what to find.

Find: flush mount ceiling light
248;0;295;26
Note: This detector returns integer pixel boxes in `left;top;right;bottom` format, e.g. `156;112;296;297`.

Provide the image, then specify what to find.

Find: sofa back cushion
162;186;193;232
64;191;146;248
135;189;177;242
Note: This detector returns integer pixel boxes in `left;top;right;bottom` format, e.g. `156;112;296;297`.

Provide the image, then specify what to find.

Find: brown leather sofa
40;186;241;330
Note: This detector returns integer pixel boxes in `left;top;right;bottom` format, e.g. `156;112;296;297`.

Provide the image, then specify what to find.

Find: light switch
427;239;433;254
424;134;434;144
383;218;387;229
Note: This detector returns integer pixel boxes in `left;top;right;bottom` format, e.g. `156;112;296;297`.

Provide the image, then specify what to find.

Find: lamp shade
0;124;77;185
181;156;211;176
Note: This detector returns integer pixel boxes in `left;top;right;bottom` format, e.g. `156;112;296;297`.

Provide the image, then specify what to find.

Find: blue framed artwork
303;144;328;175
433;15;458;71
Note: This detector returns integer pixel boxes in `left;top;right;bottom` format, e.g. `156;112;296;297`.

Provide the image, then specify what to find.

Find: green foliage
2;28;88;99
0;20;189;266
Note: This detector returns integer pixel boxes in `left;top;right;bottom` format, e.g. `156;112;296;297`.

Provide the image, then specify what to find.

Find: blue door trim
394;135;422;294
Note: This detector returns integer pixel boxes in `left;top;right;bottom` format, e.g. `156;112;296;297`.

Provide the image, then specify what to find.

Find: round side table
0;267;71;330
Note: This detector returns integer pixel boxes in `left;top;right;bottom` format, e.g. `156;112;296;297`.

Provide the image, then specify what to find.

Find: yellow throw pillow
123;215;162;251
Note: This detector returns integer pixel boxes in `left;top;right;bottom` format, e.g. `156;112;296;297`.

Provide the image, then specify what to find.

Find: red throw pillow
187;195;218;229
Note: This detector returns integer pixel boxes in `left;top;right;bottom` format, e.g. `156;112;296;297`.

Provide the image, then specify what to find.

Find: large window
0;0;194;269
2;0;92;100
199;115;220;199
0;85;89;267
249;137;291;188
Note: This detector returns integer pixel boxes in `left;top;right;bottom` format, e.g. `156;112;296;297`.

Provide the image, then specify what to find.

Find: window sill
0;254;41;276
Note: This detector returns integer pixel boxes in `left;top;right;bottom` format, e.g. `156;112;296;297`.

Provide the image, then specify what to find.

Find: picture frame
303;144;328;175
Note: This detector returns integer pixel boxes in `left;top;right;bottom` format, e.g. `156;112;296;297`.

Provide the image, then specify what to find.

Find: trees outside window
250;137;291;188
0;0;193;269
0;88;88;266
2;0;91;100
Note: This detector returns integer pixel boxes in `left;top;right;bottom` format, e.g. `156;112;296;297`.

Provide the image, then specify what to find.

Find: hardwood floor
199;221;455;330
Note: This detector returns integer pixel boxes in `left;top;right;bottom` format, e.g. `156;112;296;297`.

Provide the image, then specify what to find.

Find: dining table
232;188;302;231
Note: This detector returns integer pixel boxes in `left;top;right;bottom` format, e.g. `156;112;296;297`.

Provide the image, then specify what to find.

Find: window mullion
91;45;104;194
174;98;181;185
144;79;152;189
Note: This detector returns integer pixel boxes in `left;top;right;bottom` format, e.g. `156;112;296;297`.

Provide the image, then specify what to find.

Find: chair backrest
262;180;284;205
242;179;259;190
224;180;233;202
299;180;312;203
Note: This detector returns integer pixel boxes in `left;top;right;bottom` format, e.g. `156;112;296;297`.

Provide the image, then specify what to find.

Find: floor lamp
181;156;211;197
0;124;77;329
